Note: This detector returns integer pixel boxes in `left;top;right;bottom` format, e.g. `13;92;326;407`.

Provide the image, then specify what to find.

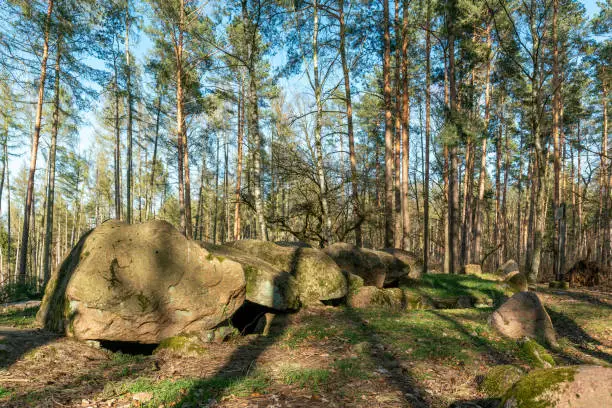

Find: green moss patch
155;335;208;355
479;365;524;397
500;367;577;408
519;339;556;368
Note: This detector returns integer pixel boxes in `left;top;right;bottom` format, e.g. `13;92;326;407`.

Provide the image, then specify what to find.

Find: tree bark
403;0;413;253
472;25;492;264
125;1;133;224
383;0;394;248
312;0;331;245
338;0;361;247
18;0;54;285
42;36;61;287
234;76;244;240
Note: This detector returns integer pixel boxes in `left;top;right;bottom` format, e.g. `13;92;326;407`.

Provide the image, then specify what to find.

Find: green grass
103;372;270;407
334;357;373;380
282;314;367;348
0;387;12;398
402;273;510;306
352;307;528;365
0;306;38;328
279;367;331;392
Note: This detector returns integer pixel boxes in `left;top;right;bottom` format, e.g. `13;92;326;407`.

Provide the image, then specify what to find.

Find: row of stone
36;220;418;344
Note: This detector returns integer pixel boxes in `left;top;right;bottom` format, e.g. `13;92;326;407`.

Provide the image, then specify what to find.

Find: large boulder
202;243;299;311
324;243;410;287
37;220;246;344
496;259;520;276
348;286;404;310
500;366;612;408
228;240;347;304
504;271;529;293
489;291;556;346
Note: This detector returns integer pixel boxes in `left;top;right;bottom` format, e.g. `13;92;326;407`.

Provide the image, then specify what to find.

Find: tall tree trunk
4;131;10;281
339;0;361;247
148;90;163;220
18;0;53;284
234;77;244;240
446;0;459;274
393;0;402;249
403;0;412;253
383;0;394;248
213;136;220;244
113;48;122;221
125;1;133;224
601;78;610;267
242;0;267;241
42;37;61;287
527;22;546;283
176;0;187;236
552;0;563;280
312;0;331;245
472;25;492;264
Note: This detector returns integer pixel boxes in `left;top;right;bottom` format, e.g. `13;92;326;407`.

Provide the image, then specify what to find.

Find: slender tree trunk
18;0;53;284
383;0;394;248
234;77;244;240
148;90;163;220
552;0;563;280
176;0;187;236
393;0;402;249
241;0;266;241
312;0;331;245
339;0;361;247
113;48;122;221
213;136;220;244
447;0;459;273
42;37;61;286
601;79;609;267
4;133;10;281
421;0;429;267
402;0;412;253
502;124;510;260
125;1;133;224
472;25;492;264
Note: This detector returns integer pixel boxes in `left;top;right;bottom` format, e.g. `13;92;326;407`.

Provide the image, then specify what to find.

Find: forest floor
0;281;610;408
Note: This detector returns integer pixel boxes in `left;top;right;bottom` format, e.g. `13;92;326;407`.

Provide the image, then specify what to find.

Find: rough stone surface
496;259;520;276
37;220;246;343
228;240;347;304
500;366;612;408
324;243;410;287
489;291;556;346
504;271;528;293
348;286;404;310
203;243;299;311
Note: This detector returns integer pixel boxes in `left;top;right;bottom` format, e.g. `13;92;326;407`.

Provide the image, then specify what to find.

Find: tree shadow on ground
545;307;612;364
340;305;434;408
547;288;611;309
431;311;512;366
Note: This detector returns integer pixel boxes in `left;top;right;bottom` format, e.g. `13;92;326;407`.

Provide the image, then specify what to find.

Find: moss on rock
519;338;556;368
500;367;577;408
479;365;524;398
155;335;208;355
